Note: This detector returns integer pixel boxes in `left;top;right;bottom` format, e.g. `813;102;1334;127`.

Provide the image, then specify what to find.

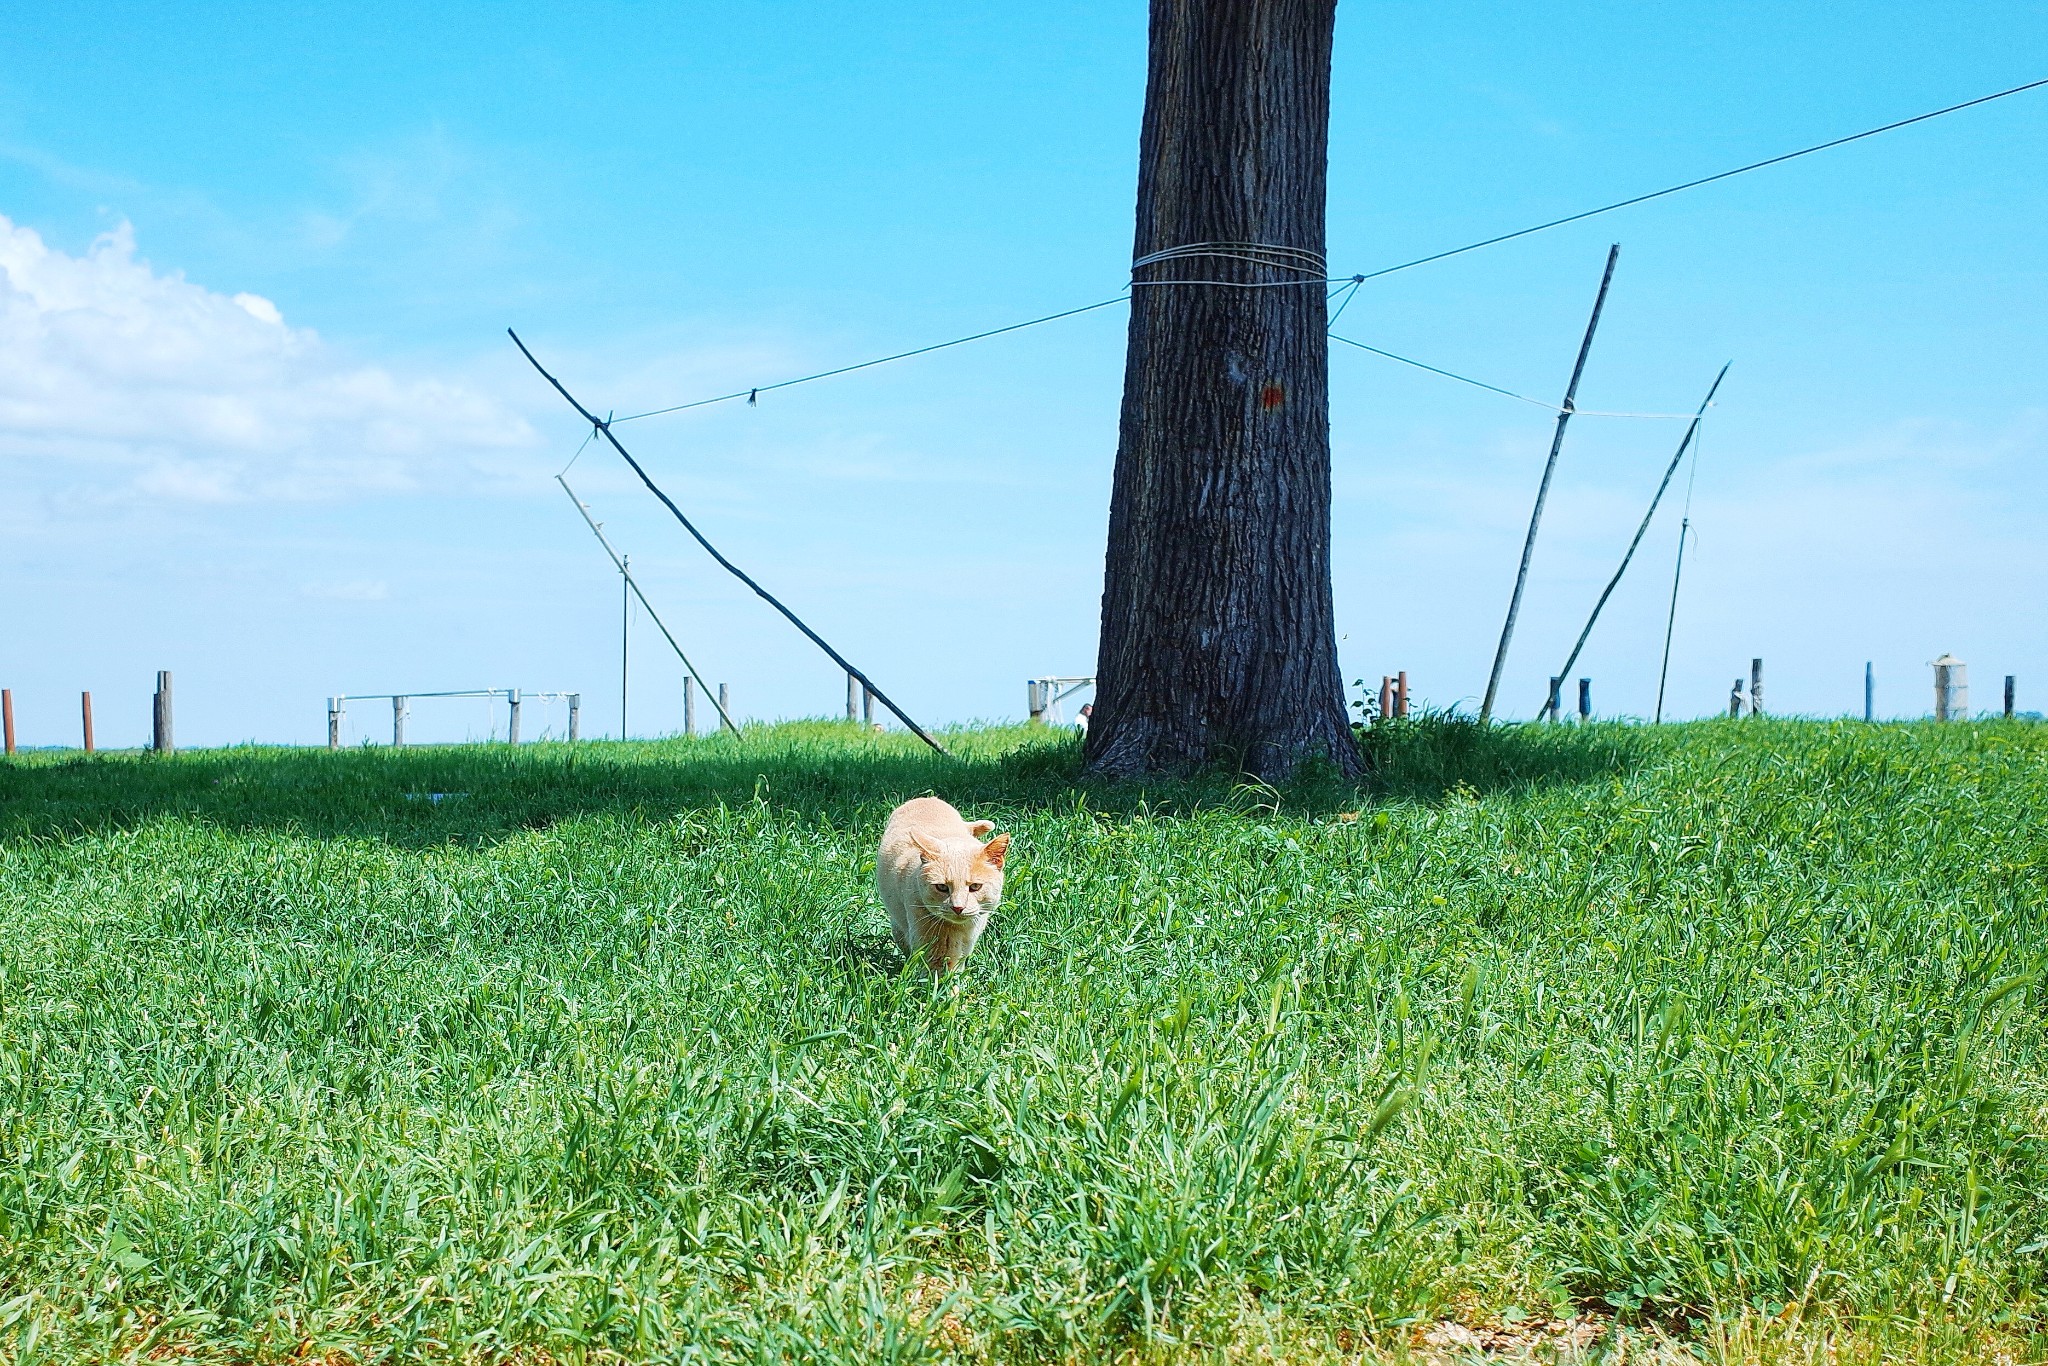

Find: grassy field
1;718;2044;1364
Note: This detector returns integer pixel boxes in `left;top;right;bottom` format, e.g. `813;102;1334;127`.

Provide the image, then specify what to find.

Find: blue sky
2;1;2044;746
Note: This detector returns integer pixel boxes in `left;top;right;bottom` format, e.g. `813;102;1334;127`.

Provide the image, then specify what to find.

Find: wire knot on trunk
1130;242;1329;286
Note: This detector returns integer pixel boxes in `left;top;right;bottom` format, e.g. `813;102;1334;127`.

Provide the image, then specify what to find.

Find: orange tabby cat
877;797;1011;974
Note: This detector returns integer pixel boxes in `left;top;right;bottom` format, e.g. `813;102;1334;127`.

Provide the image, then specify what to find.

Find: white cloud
0;214;540;503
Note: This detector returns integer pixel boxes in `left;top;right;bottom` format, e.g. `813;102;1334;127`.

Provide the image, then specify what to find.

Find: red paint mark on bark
1260;384;1286;411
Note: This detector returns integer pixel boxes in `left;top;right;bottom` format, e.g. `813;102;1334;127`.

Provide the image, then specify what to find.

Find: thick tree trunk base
1084;0;1359;784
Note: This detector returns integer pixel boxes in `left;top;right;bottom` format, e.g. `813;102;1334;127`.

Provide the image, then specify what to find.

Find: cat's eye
934;883;951;895
967;882;982;892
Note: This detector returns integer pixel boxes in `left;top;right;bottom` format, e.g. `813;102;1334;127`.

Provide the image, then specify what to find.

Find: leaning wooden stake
514;332;947;756
1480;244;1621;722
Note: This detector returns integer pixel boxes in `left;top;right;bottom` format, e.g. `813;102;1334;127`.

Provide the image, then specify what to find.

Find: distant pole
568;693;581;742
1378;675;1393;722
684;677;696;737
2005;674;2016;719
1578;677;1591;721
1026;680;1045;725
1546;676;1562;722
848;672;860;722
2;689;13;756
1729;679;1744;718
718;683;732;733
1654;520;1691;724
863;684;875;728
621;553;630;741
328;697;342;750
81;691;95;753
1864;662;1874;722
153;671;174;755
1395;671;1409;719
507;688;522;744
393;695;407;747
1480;243;1621;722
1750;658;1763;717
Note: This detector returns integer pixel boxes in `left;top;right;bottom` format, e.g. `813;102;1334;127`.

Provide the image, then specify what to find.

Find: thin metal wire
1330;332;1691;418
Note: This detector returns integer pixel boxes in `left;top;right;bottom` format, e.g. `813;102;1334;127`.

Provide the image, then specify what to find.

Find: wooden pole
507;689;522;744
1378;676;1392;723
1480;244;1621;722
153;670;174;755
1654;520;1691;724
1865;662;1874;722
328;698;341;750
718;683;732;733
393;695;407;747
621;553;630;741
848;671;859;721
684;677;696;737
2005;674;2016;719
1578;677;1591;721
1395;671;1409;719
1546;365;1729;710
568;693;581;742
1546;676;1562;722
1750;658;1763;717
2;689;13;756
516;336;949;757
1027;680;1045;725
1729;679;1743;717
81;691;95;753
863;684;875;728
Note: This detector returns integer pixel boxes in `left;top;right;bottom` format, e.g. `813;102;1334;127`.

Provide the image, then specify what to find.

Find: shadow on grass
0;716;1639;849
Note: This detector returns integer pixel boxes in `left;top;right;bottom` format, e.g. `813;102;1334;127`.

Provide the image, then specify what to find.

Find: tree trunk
1085;0;1359;780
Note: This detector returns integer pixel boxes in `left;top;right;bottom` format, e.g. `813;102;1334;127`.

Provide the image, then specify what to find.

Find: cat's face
910;832;1010;921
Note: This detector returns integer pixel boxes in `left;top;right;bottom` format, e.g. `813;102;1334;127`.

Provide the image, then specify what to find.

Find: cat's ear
910;831;943;862
979;832;1011;868
967;820;995;837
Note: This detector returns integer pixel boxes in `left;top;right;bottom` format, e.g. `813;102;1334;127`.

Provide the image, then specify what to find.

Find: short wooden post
1395;670;1410;719
507;689;522;744
718;683;731;732
1378;675;1393;722
862;683;874;728
328;697;342;750
153;670;174;755
568;693;581;742
81;691;95;753
2;689;13;756
1546;676;1562;722
1750;658;1763;717
848;672;860;721
392;695;407;747
1578;677;1591;721
1932;655;1967;721
1026;680;1045;724
683;677;696;737
1864;662;1874;723
1729;679;1744;717
2005;675;2016;719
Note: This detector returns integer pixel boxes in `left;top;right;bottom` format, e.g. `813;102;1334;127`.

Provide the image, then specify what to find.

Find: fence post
1396;671;1410;719
1865;662;1874;723
1729;679;1743;717
1026;681;1044;724
2;689;13;756
81;691;95;753
568;693;581;742
507;689;522;744
1578;677;1591;721
1546;676;1562;723
684;677;696;737
718;684;731;732
1750;658;1763;717
328;698;342;750
393;695;407;747
2006;675;2016;719
1378;676;1393;723
153;671;174;754
863;683;875;728
848;672;860;722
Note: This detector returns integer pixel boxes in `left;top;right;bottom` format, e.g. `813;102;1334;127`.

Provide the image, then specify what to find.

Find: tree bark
1085;0;1359;780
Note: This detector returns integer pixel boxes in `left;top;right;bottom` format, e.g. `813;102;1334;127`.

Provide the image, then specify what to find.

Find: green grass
0;718;2043;1363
